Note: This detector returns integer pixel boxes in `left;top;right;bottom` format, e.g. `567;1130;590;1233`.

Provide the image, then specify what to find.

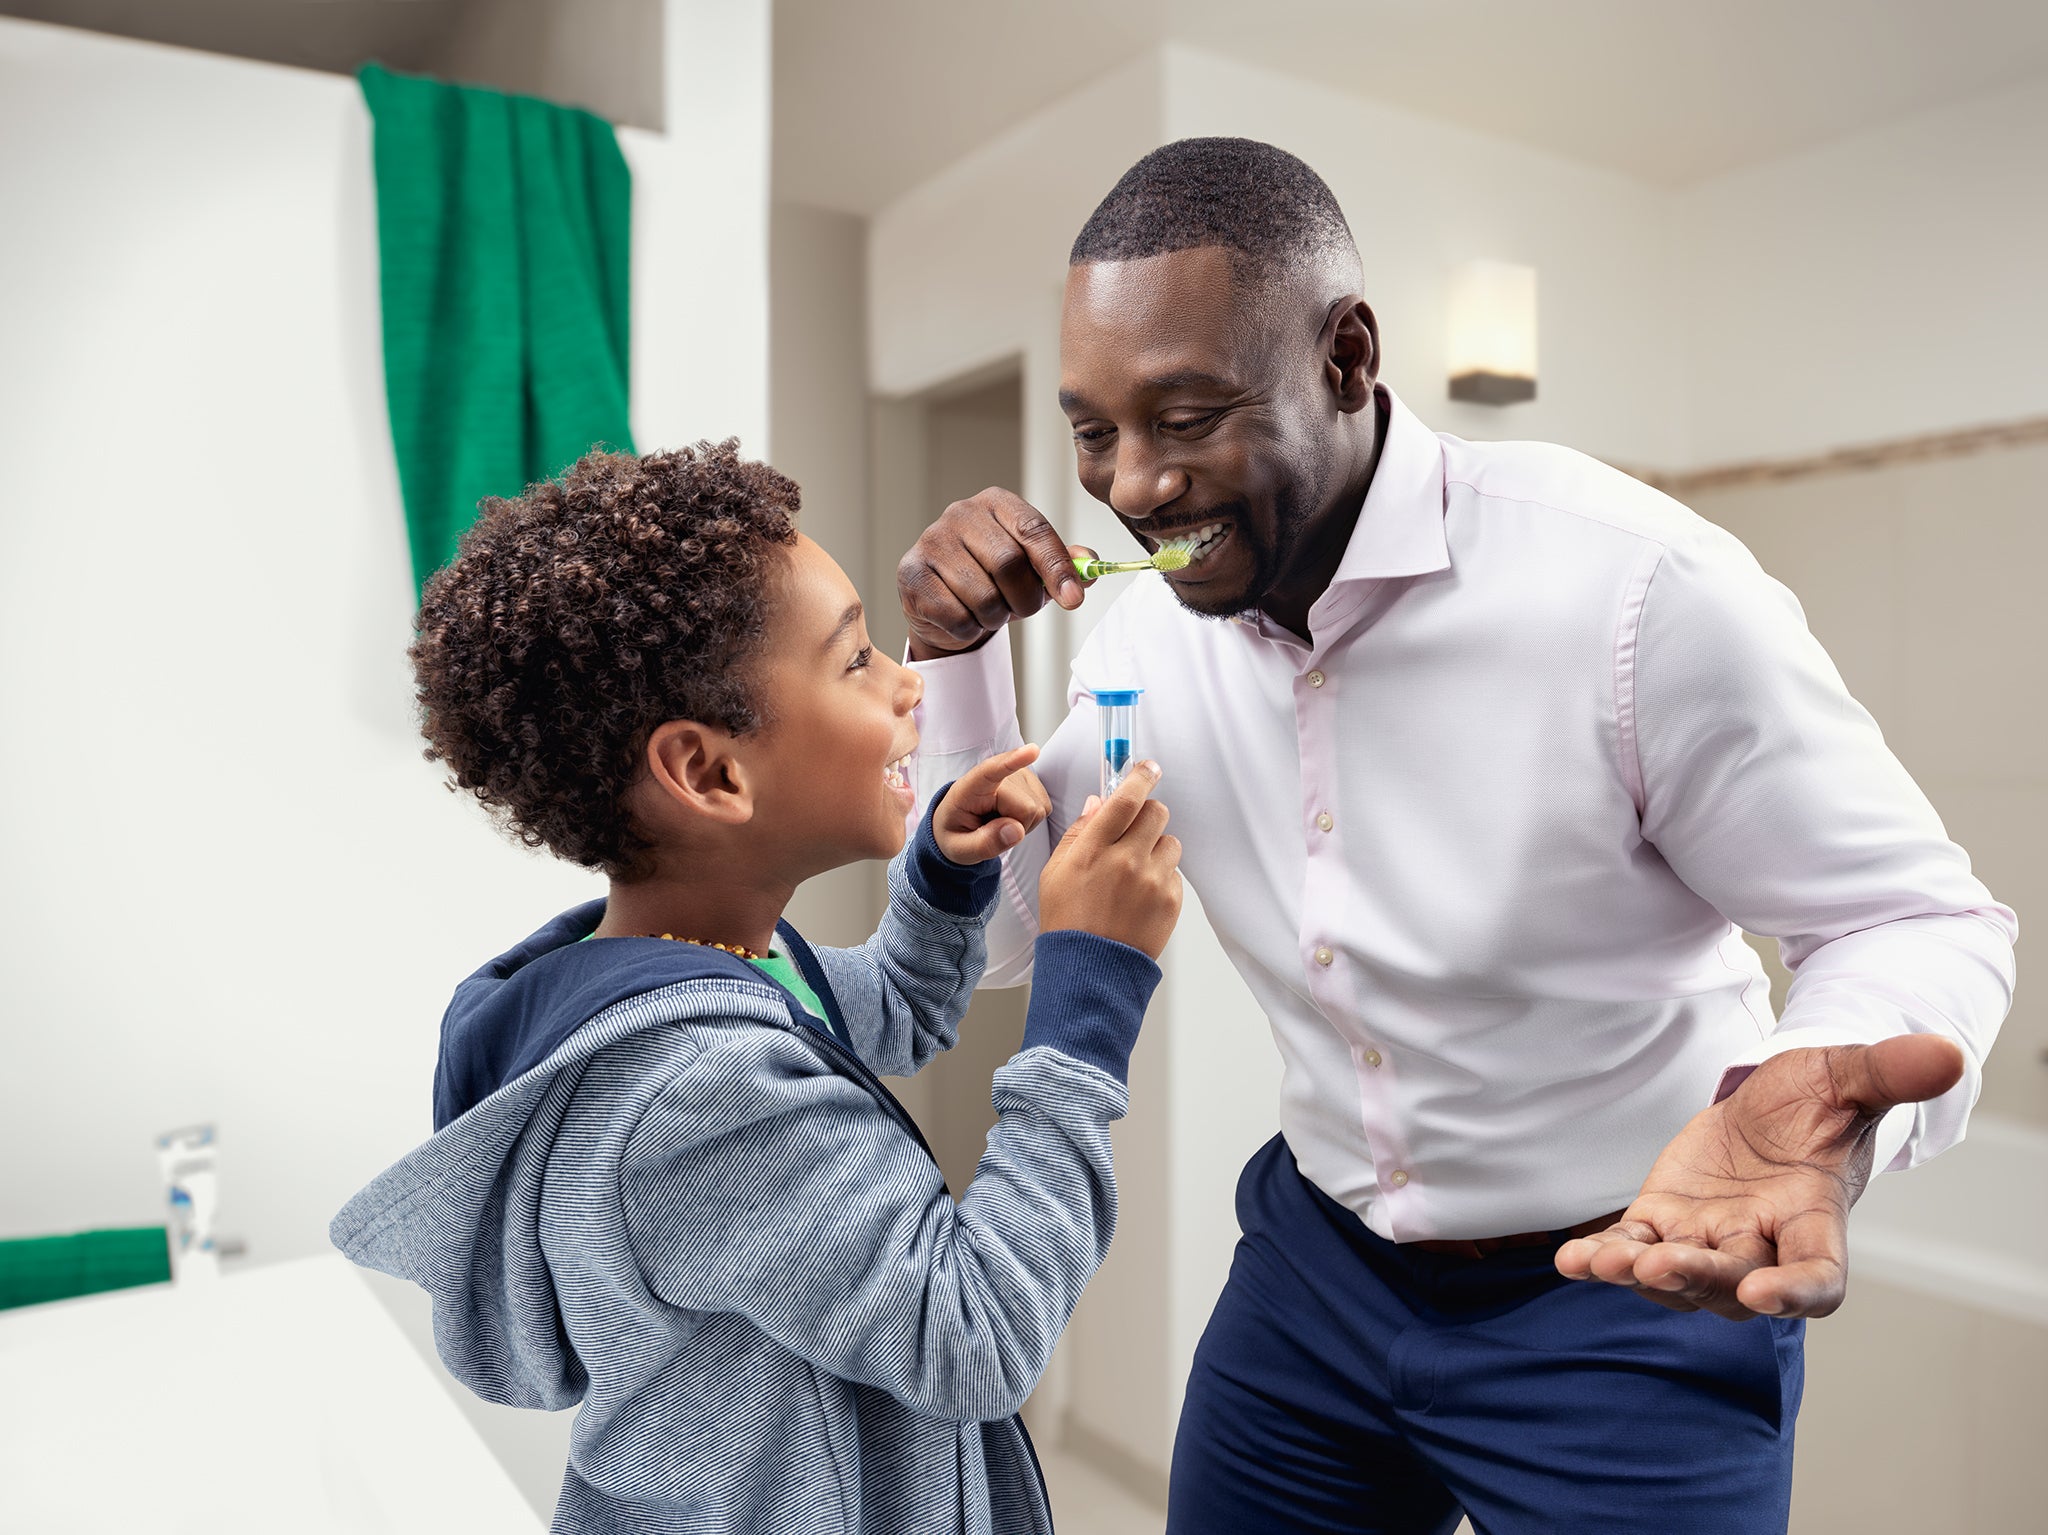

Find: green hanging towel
359;63;635;597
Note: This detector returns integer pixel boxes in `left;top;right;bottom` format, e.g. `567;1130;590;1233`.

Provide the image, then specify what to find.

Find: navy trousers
1167;1136;1804;1534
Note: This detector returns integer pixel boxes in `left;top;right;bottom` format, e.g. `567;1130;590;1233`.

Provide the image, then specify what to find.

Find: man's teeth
1160;522;1229;565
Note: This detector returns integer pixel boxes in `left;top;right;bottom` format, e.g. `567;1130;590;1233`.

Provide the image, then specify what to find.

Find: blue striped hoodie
332;805;1160;1533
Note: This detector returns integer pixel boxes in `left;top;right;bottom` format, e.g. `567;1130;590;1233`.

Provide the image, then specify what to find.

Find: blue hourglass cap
1086;687;1144;706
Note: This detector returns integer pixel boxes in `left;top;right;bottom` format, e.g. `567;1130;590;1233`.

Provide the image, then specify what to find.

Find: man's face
1059;246;1347;618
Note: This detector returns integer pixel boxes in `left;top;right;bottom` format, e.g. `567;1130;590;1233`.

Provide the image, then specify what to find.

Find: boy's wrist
1020;931;1160;1085
905;783;1002;917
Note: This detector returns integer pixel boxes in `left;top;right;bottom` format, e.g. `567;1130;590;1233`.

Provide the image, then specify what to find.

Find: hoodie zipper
766;1010;937;1159
761;1012;1056;1534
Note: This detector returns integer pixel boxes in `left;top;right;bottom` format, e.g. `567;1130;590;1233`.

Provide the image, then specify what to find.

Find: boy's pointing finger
969;743;1040;797
947;744;1040;809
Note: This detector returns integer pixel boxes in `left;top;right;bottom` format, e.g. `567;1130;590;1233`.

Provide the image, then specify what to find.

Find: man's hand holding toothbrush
896;487;1091;661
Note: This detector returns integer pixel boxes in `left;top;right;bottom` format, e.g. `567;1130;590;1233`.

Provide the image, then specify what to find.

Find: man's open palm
1555;1034;1966;1321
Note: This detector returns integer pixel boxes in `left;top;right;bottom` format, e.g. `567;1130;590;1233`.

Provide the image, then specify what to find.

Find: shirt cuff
1712;1021;1917;1175
1021;930;1161;1085
903;782;1002;917
906;625;1018;754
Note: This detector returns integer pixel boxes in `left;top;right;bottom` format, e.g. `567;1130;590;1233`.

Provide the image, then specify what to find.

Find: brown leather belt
1407;1207;1627;1260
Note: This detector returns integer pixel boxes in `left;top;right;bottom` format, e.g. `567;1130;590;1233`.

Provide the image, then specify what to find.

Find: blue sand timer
1087;688;1144;796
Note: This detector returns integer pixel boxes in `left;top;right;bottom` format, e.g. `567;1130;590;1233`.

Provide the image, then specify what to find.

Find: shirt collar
1329;385;1450;585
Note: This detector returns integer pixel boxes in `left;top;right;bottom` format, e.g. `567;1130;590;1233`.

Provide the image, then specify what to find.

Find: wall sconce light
1448;260;1537;405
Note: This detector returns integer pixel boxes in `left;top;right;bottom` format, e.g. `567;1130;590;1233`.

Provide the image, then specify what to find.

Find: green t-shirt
748;950;828;1025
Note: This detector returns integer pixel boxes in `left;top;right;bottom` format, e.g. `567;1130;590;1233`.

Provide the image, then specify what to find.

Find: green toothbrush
1072;540;1195;580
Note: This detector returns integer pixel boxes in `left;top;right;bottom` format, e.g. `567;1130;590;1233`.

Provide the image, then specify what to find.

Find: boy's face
744;535;925;871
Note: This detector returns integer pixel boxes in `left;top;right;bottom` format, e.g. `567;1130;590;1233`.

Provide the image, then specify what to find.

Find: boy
332;442;1183;1534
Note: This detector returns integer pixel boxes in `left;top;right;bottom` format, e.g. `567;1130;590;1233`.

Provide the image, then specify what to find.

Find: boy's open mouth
883;755;912;793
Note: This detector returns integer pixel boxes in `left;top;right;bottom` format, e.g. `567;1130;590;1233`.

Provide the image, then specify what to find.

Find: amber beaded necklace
654;933;766;961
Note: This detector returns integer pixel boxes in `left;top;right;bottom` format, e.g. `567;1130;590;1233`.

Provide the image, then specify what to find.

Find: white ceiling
773;0;2048;213
0;0;666;130
12;0;2044;214
0;0;469;80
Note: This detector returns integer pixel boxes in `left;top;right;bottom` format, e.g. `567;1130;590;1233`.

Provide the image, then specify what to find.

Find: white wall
770;202;870;593
1675;71;2048;467
1163;44;1688;472
769;198;880;950
635;0;769;459
442;0;666;133
867;53;1164;404
0;5;767;1517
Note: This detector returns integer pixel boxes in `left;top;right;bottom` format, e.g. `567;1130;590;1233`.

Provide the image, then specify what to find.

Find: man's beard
1162;485;1310;621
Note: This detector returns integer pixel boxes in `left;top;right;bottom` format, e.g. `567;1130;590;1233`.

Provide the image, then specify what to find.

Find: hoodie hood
331;899;816;1409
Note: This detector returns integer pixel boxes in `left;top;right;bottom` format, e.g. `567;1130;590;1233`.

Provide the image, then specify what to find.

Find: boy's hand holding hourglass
1041;760;1182;961
935;742;1181;962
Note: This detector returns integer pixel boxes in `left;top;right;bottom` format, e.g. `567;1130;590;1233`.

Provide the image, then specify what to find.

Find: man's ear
644;719;755;827
1322;297;1379;414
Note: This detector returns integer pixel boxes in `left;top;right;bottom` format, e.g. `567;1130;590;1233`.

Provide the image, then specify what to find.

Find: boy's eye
850;644;874;670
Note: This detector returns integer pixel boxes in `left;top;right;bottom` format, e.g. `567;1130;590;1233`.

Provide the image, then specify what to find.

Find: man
899;139;2015;1533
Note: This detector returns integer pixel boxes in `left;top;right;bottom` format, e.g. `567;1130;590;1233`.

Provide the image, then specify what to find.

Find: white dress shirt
909;388;2017;1242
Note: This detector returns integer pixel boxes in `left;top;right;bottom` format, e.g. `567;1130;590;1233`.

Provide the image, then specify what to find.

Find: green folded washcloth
0;1227;172;1311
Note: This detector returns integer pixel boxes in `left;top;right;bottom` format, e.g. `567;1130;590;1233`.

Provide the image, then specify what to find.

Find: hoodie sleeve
804;787;1001;1079
618;933;1159;1424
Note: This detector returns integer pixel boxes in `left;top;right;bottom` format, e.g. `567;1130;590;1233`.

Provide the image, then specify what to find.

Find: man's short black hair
1069;137;1357;281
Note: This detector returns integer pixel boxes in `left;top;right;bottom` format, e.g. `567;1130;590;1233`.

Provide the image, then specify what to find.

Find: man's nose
1109;442;1188;521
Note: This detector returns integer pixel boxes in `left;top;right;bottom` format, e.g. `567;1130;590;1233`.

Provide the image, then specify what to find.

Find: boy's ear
644;719;755;826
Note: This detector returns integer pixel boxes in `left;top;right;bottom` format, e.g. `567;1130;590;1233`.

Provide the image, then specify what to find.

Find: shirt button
1389;1169;1410;1187
1315;811;1334;832
1314;946;1333;967
1364;1049;1382;1068
1306;669;1326;688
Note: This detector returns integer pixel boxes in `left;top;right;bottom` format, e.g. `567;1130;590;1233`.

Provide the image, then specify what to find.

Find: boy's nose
898;662;925;713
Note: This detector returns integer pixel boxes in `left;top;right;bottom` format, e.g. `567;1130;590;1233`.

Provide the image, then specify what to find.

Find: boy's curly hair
411;440;800;879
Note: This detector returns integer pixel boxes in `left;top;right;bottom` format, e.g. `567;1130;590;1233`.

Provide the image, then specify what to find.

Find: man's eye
1072;426;1114;446
1163;411;1219;432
